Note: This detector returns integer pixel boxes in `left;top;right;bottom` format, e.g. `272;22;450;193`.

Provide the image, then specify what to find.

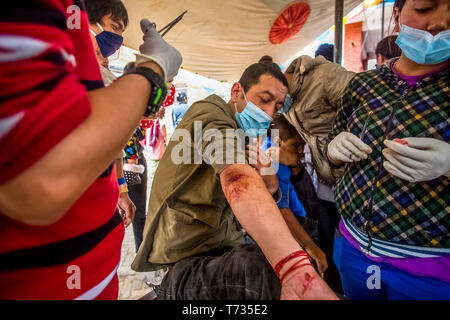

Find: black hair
375;35;402;59
239;62;288;93
315;43;334;62
259;55;274;64
268;115;303;143
394;0;406;11
388;0;406;34
84;0;129;29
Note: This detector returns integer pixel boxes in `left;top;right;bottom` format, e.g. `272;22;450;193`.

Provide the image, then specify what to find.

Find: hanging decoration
269;2;310;44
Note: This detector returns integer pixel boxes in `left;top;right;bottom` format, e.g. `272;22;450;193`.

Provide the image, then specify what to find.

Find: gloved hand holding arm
383;137;450;182
135;19;183;82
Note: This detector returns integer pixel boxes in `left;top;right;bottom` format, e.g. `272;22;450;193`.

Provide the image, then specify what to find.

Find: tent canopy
123;0;360;82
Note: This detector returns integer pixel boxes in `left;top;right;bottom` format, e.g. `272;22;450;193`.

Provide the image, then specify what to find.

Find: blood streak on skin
394;138;408;146
229;174;244;183
301;272;316;296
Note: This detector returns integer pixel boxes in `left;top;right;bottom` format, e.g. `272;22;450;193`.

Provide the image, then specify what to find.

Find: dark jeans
127;156;148;252
154;243;281;300
316;198;343;294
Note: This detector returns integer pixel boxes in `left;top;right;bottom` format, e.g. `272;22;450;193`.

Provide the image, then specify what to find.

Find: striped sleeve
0;1;102;184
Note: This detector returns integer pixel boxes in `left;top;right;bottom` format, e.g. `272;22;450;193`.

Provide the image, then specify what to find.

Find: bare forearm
220;164;302;267
280;208;313;247
116;159;124;179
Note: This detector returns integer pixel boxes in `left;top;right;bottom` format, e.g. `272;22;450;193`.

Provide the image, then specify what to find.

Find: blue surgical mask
234;90;272;137
395;24;450;65
90;23;123;58
279;94;293;114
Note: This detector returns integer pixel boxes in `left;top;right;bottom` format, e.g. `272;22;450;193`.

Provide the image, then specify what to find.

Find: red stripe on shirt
0;0;123;299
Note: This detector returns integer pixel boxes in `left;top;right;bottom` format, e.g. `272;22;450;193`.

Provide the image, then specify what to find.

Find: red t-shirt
0;0;124;299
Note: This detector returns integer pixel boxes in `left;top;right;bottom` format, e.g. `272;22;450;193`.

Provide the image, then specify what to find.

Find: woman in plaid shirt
326;0;449;299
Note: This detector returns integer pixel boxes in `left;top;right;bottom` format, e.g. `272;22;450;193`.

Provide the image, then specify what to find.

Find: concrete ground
117;225;154;300
117;149;159;300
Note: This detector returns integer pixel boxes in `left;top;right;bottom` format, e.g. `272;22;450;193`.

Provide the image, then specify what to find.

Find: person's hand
117;192;136;228
383;137;450;182
328;132;372;163
304;242;328;276
135;19;183;82
246;145;275;176
280;263;339;300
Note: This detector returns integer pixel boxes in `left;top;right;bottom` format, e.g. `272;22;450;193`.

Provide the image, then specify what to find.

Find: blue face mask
235;90;273;137
91;23;123;58
278;94;293;114
395;24;450;65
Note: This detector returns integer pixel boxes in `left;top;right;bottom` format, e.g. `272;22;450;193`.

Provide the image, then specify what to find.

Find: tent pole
381;0;385;39
334;0;344;65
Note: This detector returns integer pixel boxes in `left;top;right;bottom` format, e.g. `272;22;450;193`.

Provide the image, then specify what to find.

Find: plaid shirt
327;62;450;249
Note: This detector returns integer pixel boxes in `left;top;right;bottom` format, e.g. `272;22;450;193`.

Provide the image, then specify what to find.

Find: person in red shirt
0;1;182;299
85;0;136;229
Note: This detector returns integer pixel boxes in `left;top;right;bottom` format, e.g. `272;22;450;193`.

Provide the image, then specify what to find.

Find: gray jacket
284;55;355;185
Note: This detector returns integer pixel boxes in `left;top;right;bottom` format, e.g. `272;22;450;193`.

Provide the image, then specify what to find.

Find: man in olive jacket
132;62;338;300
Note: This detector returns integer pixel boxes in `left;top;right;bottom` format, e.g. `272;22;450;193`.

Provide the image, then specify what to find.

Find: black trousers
316;198;343;294
127;156;148;252
155;243;281;300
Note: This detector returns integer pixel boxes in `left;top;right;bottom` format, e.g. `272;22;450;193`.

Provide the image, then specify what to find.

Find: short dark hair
315;43;334;62
259;55;274;64
239;62;288;93
84;0;129;29
375;35;402;59
268;115;303;143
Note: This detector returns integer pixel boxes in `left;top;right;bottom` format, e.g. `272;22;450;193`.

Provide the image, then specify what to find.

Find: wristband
118;178;126;186
125;67;167;117
274;250;309;279
119;184;128;194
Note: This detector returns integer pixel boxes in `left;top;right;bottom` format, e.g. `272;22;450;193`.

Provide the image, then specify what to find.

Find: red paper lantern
269;2;310;44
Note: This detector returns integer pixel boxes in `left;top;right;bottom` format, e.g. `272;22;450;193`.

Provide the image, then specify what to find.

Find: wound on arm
221;170;251;202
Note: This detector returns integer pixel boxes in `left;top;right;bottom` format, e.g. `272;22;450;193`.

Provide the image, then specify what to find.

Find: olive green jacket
132;95;245;272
